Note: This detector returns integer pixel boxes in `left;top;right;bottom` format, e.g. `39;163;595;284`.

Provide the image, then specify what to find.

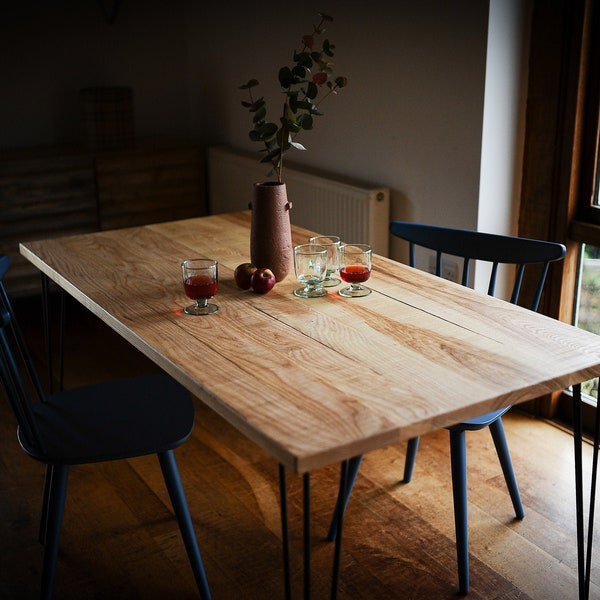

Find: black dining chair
0;254;212;600
328;222;566;595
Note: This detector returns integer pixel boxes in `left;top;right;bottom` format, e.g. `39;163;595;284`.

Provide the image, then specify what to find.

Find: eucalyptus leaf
284;103;296;122
297;114;314;130
239;79;259;89
292;65;307;79
252;105;266;122
259;123;278;138
296;52;313;68
278;66;294;88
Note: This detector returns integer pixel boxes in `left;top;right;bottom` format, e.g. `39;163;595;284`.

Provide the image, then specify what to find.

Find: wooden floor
1;294;599;599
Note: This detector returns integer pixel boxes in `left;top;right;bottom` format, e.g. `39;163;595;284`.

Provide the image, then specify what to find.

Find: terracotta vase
249;182;293;281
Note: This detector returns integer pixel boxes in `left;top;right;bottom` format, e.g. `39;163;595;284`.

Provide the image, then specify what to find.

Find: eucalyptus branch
240;13;348;183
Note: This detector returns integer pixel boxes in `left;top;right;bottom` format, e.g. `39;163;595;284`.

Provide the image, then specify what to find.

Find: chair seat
449;406;512;431
19;374;194;465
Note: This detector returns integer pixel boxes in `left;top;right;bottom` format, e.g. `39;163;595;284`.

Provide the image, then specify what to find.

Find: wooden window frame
518;0;594;426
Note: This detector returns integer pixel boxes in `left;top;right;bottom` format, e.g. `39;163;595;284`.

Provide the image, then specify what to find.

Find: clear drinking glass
308;235;341;287
339;244;372;297
293;244;328;298
181;258;219;315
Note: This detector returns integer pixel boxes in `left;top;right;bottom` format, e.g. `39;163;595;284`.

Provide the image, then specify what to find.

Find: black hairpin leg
303;473;311;599
328;456;362;542
41;274;53;394
279;464;347;600
279;464;292;600
573;382;600;600
39;275;67;553
58;287;65;392
278;467;313;600
585;382;600;598
587;393;600;598
40;274;66;393
330;460;348;600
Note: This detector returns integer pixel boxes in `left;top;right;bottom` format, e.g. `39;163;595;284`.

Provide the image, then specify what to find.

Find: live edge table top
20;212;600;474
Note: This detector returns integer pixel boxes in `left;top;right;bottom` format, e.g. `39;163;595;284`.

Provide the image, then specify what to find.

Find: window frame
518;0;595;432
573;0;600;229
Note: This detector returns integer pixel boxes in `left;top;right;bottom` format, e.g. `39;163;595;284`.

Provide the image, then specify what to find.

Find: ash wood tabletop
20;211;600;474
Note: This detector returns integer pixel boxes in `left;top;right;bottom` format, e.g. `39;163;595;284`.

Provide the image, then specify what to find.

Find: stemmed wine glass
293;243;328;298
339;244;372;297
308;235;341;287
181;258;219;315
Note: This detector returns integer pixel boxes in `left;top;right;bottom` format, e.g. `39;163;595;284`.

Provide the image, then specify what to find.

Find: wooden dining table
20;211;600;599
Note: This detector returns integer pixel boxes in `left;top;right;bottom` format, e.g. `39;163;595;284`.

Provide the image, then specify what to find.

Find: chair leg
403;437;420;482
40;464;69;600
449;430;469;595
158;450;211;600
489;418;525;519
38;464;53;545
326;455;363;542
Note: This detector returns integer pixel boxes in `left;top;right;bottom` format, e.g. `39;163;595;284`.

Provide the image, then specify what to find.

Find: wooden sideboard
0;140;206;296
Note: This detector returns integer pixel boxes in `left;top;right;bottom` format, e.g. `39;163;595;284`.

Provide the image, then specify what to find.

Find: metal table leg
574;382;600;600
330;460;348;600
278;467;313;600
279;464;292;600
41;273;53;393
303;473;311;599
40;274;66;393
279;462;348;600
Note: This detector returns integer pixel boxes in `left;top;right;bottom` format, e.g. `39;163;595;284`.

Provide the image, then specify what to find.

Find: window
574;244;600;402
560;0;600;431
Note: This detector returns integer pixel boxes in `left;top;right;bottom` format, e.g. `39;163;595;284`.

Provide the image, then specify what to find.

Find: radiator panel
207;146;390;256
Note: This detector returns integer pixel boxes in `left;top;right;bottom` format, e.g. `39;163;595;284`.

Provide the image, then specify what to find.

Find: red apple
234;262;257;290
251;268;276;294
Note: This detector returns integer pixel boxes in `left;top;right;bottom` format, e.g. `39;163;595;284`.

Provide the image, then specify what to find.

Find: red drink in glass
340;265;370;284
339;244;372;298
181;258;219;315
184;275;217;299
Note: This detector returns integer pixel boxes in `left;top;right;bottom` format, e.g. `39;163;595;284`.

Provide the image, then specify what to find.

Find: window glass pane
575;243;600;401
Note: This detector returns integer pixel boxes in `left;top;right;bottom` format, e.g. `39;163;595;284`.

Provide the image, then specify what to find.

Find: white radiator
207;145;391;256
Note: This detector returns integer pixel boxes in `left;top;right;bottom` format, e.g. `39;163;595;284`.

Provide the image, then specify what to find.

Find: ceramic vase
249;182;293;281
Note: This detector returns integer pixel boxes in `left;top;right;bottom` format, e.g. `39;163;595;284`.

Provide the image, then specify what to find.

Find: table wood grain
20;211;600;473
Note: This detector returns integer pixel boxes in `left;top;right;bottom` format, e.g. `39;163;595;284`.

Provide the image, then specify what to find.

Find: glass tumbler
293;244;328;298
308;235;341;287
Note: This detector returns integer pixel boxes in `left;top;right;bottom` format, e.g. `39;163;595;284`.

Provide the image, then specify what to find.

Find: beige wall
187;0;491;260
1;1;530;265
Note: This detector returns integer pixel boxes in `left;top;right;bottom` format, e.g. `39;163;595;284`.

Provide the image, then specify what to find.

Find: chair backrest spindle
0;255;45;402
390;221;566;310
0;308;47;454
463;257;472;287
